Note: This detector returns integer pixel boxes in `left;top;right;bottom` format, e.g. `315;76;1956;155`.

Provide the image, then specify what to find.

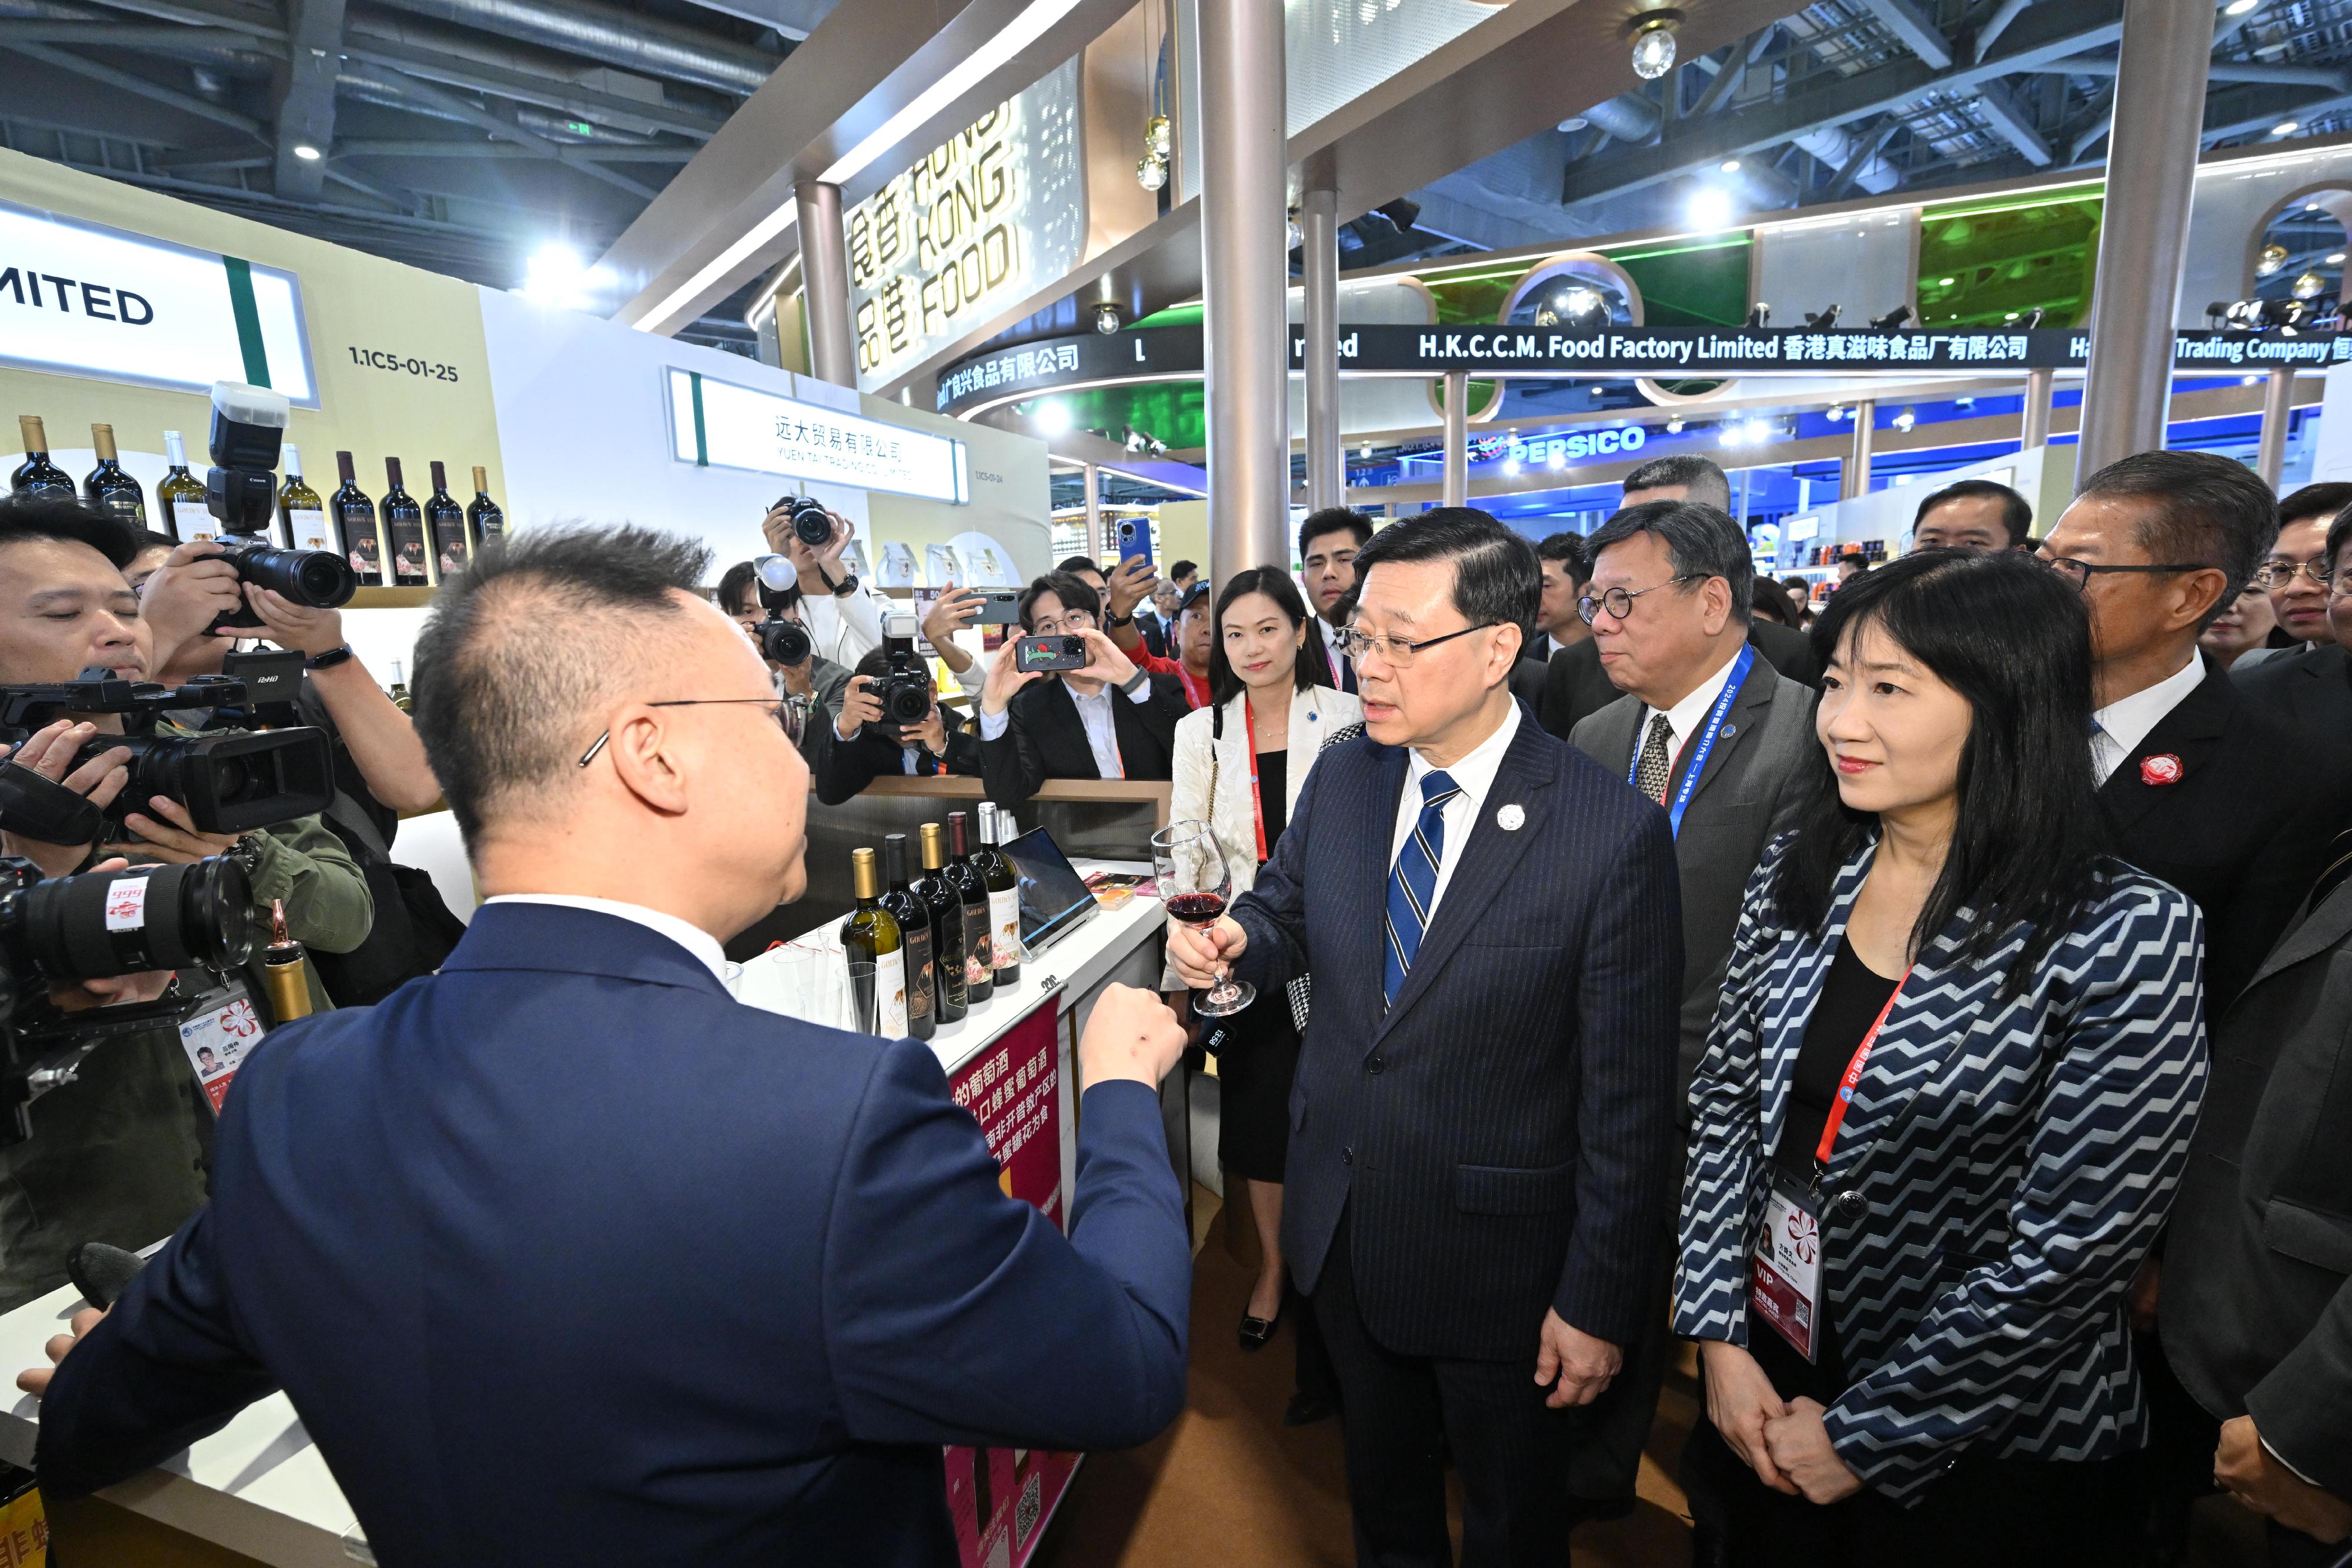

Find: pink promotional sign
944;997;1079;1568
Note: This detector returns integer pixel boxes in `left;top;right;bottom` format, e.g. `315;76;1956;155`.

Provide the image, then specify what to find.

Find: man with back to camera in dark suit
1168;509;1684;1567
1907;476;2034;553
2161;868;2352;1567
975;569;1189;808
2039;450;2352;1567
1539;456;1820;740
1301;507;1374;696
2236;506;2352;738
1560;499;1815;1527
18;526;1197;1567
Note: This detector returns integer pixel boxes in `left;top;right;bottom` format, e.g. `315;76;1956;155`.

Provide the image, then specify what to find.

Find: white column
1442;372;1469;508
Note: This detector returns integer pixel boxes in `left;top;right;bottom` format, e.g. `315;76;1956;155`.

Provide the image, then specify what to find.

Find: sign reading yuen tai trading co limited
667;367;969;504
845;57;1085;392
0;196;317;403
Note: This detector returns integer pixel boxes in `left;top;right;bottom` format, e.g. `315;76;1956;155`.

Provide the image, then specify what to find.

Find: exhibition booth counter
0;866;1171;1568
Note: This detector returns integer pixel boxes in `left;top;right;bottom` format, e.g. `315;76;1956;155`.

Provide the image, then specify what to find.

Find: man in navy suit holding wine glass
1169;509;1683;1567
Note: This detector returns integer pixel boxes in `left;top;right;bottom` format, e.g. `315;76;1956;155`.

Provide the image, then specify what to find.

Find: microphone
68;1241;149;1309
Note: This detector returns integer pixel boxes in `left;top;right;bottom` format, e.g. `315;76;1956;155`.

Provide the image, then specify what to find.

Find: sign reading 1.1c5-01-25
0;197;318;404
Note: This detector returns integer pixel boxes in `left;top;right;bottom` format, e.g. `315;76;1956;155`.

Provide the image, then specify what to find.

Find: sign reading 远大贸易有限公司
667;367;969;504
932;322;2352;416
0;195;316;404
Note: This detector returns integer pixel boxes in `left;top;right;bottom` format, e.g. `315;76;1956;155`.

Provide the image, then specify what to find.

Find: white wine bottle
278;446;328;552
841;846;908;1037
156;430;207;540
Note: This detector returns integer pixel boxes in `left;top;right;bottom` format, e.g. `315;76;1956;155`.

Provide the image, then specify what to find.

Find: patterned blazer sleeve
1673;839;1790;1348
1821;882;2211;1500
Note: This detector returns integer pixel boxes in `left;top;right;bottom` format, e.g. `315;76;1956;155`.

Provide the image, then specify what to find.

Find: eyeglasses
2037;555;2212;592
2253;558;2335;591
1030;608;1096;637
577;697;801;768
1330;622;1501;668
1578;574;1703;626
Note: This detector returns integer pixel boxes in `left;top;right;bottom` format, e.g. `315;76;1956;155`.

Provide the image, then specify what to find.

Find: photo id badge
1750;1171;1824;1363
179;984;266;1115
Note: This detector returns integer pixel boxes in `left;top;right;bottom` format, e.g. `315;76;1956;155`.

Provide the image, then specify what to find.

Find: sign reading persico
933;322;2352;415
0;197;316;403
847;58;1084;393
667;367;969;504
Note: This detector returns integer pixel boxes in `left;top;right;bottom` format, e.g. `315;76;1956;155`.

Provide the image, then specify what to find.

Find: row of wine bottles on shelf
8;413;505;591
843;805;1023;1042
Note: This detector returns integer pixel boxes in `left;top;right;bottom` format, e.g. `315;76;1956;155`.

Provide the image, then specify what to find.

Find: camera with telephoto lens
873;615;931;727
0;676;336;842
0;854;255;1146
202;381;358;631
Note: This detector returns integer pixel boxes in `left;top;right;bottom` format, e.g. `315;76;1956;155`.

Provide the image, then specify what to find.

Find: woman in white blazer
1165;567;1360;1363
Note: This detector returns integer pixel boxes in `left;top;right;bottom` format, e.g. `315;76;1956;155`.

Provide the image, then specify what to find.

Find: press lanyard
1244;697;1268;862
1812;964;1914;1173
1631;643;1755;838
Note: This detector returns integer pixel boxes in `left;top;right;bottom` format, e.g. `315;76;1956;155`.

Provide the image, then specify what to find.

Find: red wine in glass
1151;820;1252;1017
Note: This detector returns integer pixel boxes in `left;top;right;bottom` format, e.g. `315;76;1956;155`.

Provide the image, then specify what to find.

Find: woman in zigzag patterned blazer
1675;549;2210;1566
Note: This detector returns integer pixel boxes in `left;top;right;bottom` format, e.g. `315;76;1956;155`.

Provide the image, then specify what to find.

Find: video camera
873;614;932;727
201;381;359;631
0;675;335;842
0;854;255;1146
749;555;813;667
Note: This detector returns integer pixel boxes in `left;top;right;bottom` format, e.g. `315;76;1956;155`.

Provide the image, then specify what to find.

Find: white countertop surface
0;865;1167;1565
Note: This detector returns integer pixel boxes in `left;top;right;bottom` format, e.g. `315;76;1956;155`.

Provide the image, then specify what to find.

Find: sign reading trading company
846;57;1084;393
668;368;969;504
0;197;317;403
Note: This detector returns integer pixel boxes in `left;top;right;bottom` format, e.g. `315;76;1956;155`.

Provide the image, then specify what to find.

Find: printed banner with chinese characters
667;367;967;503
944;997;1078;1568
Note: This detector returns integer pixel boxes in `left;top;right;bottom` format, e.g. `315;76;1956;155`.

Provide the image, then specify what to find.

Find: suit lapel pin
1721;724;1738;738
2140;754;2184;787
1498;804;1525;831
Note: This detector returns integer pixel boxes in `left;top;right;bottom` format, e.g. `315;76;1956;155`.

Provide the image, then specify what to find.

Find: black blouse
1256;747;1288;856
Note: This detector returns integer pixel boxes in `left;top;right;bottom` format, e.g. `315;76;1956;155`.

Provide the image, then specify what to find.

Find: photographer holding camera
977;569;1189;808
760;496;886;668
810;632;981;804
718;559;851;768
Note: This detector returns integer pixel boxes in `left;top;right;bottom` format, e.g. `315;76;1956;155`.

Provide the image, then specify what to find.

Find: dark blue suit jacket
1231;707;1683;1362
34;904;1191;1566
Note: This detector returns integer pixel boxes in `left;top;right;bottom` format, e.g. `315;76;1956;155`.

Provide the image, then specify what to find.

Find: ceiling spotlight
1360;442;1375;458
2331;252;2347;265
1803;303;1842;329
1825;403;1846;422
1688;186;1735;229
1749;302;1771;327
1629;11;1682;79
1720;158;1742;173
1503;457;1522;476
1146;114;1172;158
1561;286;1603;322
1534;305;1560;326
1094;301;1122;335
1033;399;1073;436
2226;0;2260;12
2295;270;2328;299
1137;154;1167;191
2273;119;2301;137
1666;417;1685;434
2259;243;2290;276
519;242;600;309
1547;448;1568;470
1893;407;1916;432
1869;304;1913;330
1719;424;1745;449
1937;276;1956;287
1954;396;1976;410
292;143;323;162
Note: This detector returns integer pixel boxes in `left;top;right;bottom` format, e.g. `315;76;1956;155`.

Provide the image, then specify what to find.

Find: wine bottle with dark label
82;424;148;527
976;803;1021;986
841;846;908;1037
380;457;429;586
11;416;75;499
879;833;936;1042
332;451;383;586
278;445;328;553
426;460;469;580
156;430;206;541
946;810;993;1005
915;821;968;1023
467;465;505;547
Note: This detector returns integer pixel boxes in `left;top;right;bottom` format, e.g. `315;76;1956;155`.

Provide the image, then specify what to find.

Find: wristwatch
1119;668;1150;698
304;644;355;671
1104;610;1134;628
225;833;265;875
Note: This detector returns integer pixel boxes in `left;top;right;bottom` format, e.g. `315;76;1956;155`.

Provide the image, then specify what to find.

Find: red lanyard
1244;697;1269;862
1813;966;1913;1168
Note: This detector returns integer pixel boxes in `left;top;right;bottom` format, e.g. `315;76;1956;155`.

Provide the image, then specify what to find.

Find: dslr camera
0;854;255;1145
0;675;335;842
873;614;932;727
773;494;834;549
747;555;812;667
201;381;359;631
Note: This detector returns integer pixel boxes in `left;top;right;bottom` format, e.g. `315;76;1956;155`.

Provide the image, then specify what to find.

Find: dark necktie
1635;712;1675;803
1384;771;1461;1008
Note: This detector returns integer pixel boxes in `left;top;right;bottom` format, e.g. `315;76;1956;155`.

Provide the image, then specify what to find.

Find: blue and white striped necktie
1384;769;1461;1008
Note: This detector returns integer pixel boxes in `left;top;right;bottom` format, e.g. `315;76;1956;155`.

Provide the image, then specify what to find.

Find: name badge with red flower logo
1752;1172;1825;1362
2140;754;2184;787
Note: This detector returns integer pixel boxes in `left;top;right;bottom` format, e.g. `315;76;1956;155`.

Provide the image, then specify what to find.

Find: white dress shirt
1632;641;1747;782
976;676;1150;779
482;894;730;984
2089;650;2206;785
1388;700;1523;923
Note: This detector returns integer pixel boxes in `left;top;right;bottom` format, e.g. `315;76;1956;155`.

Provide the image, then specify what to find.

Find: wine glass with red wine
1151;820;1253;1018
